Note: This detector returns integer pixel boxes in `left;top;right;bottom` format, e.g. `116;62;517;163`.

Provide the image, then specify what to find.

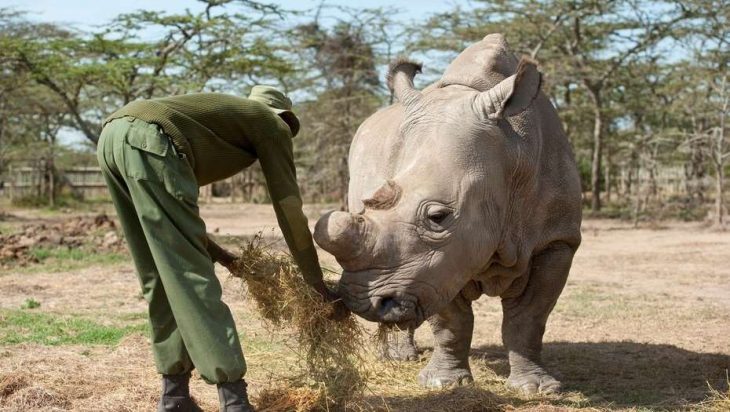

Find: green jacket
105;93;323;285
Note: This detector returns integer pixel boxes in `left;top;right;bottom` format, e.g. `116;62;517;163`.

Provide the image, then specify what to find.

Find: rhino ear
387;58;423;107
362;180;402;210
477;57;542;120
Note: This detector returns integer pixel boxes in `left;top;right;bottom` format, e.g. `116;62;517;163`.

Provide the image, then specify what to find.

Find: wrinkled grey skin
313;34;581;394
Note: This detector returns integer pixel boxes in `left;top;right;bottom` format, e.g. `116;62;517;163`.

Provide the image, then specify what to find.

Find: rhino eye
428;211;449;224
424;204;454;232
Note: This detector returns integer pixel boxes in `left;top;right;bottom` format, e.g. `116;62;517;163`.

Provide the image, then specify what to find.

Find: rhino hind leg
417;294;474;388
501;242;575;394
377;324;419;361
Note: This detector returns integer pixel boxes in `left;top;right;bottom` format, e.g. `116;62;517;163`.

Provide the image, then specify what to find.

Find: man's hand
207;237;238;272
312;282;350;321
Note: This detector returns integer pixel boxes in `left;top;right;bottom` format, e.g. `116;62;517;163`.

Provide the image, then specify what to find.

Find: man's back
106;92;292;185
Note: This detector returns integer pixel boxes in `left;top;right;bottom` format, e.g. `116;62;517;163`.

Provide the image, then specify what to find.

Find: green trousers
97;117;246;384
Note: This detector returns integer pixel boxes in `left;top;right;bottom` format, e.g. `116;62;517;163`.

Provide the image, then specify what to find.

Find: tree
671;0;729;225
411;0;690;211
287;6;399;205
2;0;293;146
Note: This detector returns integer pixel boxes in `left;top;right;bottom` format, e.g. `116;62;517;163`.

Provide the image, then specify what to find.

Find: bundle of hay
228;233;368;411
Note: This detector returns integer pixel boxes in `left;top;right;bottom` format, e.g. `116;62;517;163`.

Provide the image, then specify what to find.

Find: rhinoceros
313;34;582;394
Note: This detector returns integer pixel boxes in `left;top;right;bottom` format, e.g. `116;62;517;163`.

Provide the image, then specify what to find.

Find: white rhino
314;34;582;393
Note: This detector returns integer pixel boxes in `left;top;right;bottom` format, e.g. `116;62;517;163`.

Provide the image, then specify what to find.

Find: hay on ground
229;233;369;411
0;373;29;399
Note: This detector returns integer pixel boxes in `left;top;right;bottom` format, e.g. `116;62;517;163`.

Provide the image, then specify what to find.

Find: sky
3;0;462;29
2;0;465;147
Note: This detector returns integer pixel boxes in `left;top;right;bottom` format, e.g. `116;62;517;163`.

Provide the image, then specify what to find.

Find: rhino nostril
377;297;399;316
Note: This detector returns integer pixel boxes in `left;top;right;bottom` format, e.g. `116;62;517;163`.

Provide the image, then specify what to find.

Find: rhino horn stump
313;211;365;260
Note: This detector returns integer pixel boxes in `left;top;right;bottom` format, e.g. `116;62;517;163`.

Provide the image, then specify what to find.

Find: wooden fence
2;165;108;200
0;164;269;203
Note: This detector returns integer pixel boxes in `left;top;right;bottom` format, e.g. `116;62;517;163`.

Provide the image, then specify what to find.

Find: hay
229;233;369;411
253;385;325;412
4;385;70;410
697;378;730;412
375;323;400;360
0;373;29;399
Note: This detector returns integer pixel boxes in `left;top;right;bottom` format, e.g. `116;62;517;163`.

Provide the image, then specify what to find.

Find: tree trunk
0;95;5;176
683;138;706;206
716;163;724;226
632;162;641;228
48;158;55;207
38;158;44;199
715;94;726;226
587;86;604;212
604;149;611;204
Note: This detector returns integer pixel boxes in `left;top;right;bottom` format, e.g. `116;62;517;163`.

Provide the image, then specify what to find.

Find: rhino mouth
337;270;429;328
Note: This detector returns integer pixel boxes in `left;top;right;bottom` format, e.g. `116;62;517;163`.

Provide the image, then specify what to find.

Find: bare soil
0;204;728;411
0;213;123;268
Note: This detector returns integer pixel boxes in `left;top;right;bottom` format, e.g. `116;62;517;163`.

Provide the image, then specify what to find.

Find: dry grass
0;372;29;398
229;233;369;411
695;377;730;412
0;335;222;411
0;211;728;411
227;235;590;412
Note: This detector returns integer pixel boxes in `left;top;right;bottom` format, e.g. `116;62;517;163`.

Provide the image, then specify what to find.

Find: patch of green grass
0;309;147;346
20;246;128;273
20;298;41;309
0;222;17;235
117;312;147;322
242;332;288;354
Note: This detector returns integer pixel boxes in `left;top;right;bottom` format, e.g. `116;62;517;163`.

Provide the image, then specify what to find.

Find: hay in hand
229;233;368;411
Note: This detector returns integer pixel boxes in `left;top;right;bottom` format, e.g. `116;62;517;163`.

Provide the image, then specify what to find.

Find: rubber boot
217;379;254;412
157;373;202;412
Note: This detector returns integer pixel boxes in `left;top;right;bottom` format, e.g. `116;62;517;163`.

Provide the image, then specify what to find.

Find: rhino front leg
377;324;418;361
501;242;575;395
417;294;474;388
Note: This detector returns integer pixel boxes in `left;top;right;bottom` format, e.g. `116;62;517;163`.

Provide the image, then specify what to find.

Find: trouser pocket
123;119;199;206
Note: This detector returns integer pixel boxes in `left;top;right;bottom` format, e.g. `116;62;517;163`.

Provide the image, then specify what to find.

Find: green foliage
10;195;50;208
406;0;727;217
289;7;398;203
0;309;147;345
11;192;101;209
22;246;127;273
20;298;41;310
0;1;727;217
0;2;294;149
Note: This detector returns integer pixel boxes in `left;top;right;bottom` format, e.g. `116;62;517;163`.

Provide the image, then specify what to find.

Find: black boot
217;380;254;412
157;373;202;412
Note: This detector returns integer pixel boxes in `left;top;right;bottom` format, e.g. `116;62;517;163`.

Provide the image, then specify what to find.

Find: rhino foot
380;340;418;361
417;365;473;388
506;370;561;395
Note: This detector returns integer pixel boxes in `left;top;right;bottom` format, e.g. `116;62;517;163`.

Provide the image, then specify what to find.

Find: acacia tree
678;54;728;226
668;0;729;225
3;0;293;146
411;0;690;211
287;6;399;205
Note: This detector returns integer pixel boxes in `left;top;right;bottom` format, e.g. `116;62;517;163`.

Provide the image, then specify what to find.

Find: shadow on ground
542;341;728;407
370;341;729;411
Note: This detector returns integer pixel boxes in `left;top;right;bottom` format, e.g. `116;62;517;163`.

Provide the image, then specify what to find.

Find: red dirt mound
0;214;124;268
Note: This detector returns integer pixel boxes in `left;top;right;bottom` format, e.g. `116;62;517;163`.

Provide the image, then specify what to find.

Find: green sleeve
255;130;324;286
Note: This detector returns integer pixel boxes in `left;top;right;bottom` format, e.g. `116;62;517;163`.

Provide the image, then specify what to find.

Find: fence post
8;164;13;202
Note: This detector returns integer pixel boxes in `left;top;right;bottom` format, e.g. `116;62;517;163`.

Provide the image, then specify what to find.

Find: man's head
248;85;300;137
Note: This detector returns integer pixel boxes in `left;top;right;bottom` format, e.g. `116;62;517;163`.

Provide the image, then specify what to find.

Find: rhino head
314;43;543;328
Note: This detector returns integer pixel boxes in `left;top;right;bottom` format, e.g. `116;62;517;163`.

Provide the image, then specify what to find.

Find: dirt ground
0;203;728;411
